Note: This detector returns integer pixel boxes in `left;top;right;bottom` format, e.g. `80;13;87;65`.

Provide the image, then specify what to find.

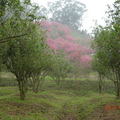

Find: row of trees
93;0;120;98
0;0;74;100
0;0;94;100
0;0;47;100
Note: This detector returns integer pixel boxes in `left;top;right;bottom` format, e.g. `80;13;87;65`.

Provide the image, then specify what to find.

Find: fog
0;1;120;119
32;0;114;33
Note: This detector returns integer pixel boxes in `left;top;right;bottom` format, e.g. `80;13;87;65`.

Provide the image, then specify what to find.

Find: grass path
0;89;115;120
0;72;119;120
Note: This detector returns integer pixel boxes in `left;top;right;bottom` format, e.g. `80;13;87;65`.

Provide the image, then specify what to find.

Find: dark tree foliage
0;0;40;43
0;0;46;100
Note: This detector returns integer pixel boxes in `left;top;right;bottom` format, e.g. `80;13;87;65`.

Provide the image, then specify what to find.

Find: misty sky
31;0;114;33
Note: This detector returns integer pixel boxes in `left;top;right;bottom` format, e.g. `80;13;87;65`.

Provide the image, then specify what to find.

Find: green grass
0;72;118;120
0;87;117;120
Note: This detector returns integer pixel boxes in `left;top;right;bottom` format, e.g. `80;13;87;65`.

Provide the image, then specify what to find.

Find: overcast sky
31;0;114;33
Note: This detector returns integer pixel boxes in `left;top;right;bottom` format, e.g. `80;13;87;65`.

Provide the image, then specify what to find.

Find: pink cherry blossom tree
38;20;92;69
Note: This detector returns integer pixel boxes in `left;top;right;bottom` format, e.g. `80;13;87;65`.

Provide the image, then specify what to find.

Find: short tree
93;25;120;97
3;24;45;100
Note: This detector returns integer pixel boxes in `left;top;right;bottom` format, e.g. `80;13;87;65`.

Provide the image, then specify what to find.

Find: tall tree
0;0;46;100
93;0;120;97
48;0;86;30
3;24;46;100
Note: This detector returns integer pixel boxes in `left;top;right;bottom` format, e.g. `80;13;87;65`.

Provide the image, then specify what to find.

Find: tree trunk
20;88;25;100
98;74;103;94
116;80;120;98
115;71;120;99
116;88;120;98
18;79;27;100
32;76;40;93
33;82;39;93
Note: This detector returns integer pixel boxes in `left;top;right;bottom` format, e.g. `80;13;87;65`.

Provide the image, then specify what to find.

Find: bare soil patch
87;103;120;120
0;101;53;116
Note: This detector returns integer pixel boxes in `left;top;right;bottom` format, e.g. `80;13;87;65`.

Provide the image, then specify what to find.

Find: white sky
31;0;114;33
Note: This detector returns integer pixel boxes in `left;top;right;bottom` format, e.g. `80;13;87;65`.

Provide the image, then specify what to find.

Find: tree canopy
45;0;86;30
93;0;120;97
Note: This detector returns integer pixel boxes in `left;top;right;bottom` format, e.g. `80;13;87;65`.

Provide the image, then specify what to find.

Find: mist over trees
0;0;93;101
0;0;120;116
0;0;120;119
38;0;90;47
40;21;92;72
37;0;92;74
48;0;86;30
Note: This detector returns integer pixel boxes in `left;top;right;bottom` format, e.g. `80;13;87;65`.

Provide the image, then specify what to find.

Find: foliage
0;0;41;44
93;0;120;98
48;52;74;86
40;21;92;72
0;0;47;100
3;24;45;100
29;48;52;93
48;0;86;30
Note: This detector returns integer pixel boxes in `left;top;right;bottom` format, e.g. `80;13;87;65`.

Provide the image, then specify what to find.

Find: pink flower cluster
39;21;92;67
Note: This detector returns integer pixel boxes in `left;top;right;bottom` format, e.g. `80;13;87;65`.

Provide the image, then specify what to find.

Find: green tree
3;23;46;100
93;0;120;97
0;0;41;70
0;0;47;100
93;25;120;97
0;0;41;44
49;52;73;87
92;54;107;93
48;0;86;30
29;49;52;93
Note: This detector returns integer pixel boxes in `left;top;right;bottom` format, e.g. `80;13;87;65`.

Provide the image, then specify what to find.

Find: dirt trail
87;103;120;120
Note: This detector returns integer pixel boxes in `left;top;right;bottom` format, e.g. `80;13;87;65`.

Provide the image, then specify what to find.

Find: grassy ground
0;73;119;120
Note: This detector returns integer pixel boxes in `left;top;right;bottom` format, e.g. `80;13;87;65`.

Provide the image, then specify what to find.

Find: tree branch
0;33;28;44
